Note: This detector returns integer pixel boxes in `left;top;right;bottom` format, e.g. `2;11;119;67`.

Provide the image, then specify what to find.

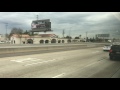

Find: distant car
0;41;5;44
103;45;112;51
109;45;120;60
112;42;120;45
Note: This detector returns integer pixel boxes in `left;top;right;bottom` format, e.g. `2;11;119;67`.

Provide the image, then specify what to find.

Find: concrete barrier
0;44;104;55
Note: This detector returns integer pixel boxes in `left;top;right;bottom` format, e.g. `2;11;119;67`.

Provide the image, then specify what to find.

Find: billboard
96;34;110;39
31;19;51;32
97;34;109;37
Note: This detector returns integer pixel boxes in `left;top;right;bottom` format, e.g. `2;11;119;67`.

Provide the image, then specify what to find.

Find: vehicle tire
110;56;113;60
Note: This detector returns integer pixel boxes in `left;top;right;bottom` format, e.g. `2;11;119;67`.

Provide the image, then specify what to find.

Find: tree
79;35;81;38
23;30;31;35
65;36;72;39
9;27;23;44
89;38;92;42
86;37;89;42
75;37;80;39
9;27;23;35
23;30;29;34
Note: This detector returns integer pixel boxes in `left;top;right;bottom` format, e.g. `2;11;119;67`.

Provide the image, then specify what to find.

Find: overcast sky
0;12;120;38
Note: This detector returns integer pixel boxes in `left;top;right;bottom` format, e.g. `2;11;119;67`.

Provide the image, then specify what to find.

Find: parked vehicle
0;41;5;44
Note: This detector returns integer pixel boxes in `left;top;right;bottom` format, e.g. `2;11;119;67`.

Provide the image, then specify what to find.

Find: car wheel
110;56;113;60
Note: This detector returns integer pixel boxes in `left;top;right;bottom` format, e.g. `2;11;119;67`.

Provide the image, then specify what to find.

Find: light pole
36;15;39;20
69;28;71;36
5;23;8;41
69;27;72;37
86;31;87;42
62;29;65;38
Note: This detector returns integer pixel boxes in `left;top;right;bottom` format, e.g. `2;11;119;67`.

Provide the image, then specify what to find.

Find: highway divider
0;44;105;55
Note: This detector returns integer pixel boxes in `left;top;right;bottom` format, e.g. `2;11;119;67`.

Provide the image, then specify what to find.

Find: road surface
0;47;120;78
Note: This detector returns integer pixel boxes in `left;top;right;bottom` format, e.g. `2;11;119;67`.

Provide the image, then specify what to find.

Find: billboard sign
97;34;109;37
31;19;51;32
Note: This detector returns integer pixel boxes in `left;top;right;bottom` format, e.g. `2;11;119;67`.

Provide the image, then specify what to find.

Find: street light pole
5;23;8;41
36;15;38;20
69;27;72;37
63;29;65;38
69;27;72;39
86;32;87;42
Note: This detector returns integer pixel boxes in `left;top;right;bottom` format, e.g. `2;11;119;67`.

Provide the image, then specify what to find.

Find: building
0;34;6;41
10;34;68;44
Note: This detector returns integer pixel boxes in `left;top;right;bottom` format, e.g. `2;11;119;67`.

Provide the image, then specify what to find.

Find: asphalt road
0;47;120;78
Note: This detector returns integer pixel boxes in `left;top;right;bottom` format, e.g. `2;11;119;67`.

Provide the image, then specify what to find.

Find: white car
103;45;112;51
0;41;5;44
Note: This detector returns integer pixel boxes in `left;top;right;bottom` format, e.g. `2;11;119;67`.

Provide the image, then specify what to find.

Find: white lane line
11;58;35;62
19;59;42;63
22;59;42;62
52;73;65;78
10;58;42;63
78;60;102;71
85;62;98;67
24;59;56;66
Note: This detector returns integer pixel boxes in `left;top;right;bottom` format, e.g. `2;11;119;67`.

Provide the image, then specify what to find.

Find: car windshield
111;45;120;49
0;12;120;78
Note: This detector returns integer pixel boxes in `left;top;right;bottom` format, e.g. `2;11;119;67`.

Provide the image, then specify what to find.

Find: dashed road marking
24;59;56;66
10;57;68;67
10;58;39;63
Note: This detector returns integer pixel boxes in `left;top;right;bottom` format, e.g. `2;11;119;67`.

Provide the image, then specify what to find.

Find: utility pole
63;29;65;38
36;15;39;20
69;30;71;39
69;30;70;37
86;31;87;42
69;27;71;37
5;23;8;41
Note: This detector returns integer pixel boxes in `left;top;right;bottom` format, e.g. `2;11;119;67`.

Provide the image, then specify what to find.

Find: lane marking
52;73;65;78
85;62;98;67
11;58;58;62
78;59;104;72
11;58;35;62
24;59;56;66
10;58;42;63
22;59;42;62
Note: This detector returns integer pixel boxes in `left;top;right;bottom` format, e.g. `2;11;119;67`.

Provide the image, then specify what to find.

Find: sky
0;12;120;38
